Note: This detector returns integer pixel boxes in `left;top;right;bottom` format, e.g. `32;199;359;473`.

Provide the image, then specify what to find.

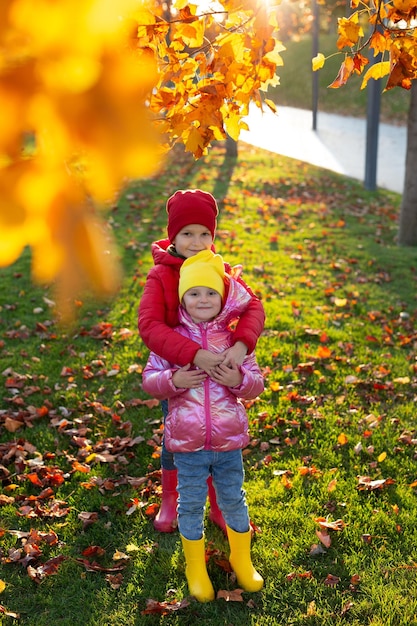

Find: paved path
240;105;406;194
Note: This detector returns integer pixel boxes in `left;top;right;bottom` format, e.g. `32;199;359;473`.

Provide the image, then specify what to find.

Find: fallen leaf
324;573;340;587
217;588;245;602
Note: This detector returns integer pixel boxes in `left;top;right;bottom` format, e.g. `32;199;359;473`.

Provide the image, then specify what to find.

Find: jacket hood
151;238;180;267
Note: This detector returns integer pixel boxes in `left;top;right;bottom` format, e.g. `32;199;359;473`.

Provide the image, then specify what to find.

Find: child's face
173;224;213;258
182;287;222;323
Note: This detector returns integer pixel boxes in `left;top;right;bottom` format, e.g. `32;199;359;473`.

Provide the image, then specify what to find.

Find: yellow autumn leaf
264;98;277;113
0;579;5;593
337;14;364;49
312;53;326;71
378;451;387;462
224;110;241;141
361;61;390;89
338;432;349;445
328;478;338;492
173;19;204;48
185;126;205;158
393;376;410;384
334;297;347;307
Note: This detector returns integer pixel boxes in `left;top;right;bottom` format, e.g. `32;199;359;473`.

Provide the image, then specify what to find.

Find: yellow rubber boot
226;525;264;592
180;535;215;603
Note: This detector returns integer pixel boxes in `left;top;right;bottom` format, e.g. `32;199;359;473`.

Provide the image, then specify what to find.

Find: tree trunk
226;135;238;157
398;81;417;245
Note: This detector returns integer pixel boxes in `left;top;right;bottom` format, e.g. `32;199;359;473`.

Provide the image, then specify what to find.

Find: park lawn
1;141;417;626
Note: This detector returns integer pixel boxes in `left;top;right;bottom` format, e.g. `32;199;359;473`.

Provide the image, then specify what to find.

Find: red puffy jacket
138;238;265;366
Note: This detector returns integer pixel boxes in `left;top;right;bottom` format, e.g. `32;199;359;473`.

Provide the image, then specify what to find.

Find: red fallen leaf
60;366;75;377
286;570;312;580
78;511;99;529
32;529;59;546
214;556;233;573
5;376;26;388
75;558;125;573
316;529;331;548
125;397;160;409
36;406;49;418
144;502;159;518
141;598;191;615
27;555;66;583
26;473;44;487
217;588;245;602
323;573;340;587
82;545;106;557
106;573;123;589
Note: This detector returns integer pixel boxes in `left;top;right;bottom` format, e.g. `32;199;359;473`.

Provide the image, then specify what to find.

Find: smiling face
173;224;214;259
182;287;222;323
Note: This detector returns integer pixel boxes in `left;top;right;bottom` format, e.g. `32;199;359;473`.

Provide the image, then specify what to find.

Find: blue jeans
174;449;250;540
160;399;176;470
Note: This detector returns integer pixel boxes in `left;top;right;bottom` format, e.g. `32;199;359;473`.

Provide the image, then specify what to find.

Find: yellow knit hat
179;249;225;302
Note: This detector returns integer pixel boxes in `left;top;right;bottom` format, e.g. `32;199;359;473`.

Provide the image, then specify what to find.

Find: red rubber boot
153;469;178;533
207;475;227;534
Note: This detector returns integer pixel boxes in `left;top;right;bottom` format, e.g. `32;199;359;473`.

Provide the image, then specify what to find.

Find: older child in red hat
142;250;264;602
138;189;265;533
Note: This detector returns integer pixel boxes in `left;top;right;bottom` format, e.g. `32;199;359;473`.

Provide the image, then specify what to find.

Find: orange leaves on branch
314;0;417;92
143;0;284;156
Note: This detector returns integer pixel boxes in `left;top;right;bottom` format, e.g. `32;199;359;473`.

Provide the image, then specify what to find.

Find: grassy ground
1;142;417;625
267;33;411;125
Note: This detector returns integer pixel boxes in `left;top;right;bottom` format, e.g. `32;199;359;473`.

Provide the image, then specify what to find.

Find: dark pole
312;0;319;131
364;53;382;190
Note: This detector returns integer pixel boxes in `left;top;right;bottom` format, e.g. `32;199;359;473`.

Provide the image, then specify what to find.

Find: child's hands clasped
221;341;248;367
172;363;207;389
210;361;242;388
193;349;225;374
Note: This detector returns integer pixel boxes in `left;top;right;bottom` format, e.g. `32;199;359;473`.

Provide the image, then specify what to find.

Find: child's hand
172;363;207;389
222;341;248;367
210;361;243;388
193;349;225;374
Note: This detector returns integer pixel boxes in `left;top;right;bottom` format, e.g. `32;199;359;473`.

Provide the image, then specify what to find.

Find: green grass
268;33;411;125
2;142;417;625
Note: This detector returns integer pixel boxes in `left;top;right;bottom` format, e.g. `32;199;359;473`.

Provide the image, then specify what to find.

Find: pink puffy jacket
142;278;264;453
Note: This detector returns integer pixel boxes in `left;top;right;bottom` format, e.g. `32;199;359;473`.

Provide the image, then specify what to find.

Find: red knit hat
166;189;218;242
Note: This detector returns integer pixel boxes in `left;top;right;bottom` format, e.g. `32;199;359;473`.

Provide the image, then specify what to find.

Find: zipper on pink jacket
201;325;212;450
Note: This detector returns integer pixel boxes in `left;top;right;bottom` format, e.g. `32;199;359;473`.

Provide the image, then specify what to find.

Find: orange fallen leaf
217;588;245;602
323;573;340;587
316;529;331;548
